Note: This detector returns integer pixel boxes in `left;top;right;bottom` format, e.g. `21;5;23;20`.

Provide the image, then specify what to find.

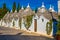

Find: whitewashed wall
0;20;1;26
58;0;60;12
14;19;19;28
21;15;53;36
37;15;49;35
1;21;6;26
37;15;53;35
6;22;9;27
50;23;53;36
21;17;34;32
10;19;14;28
21;18;27;30
0;15;53;35
29;17;34;32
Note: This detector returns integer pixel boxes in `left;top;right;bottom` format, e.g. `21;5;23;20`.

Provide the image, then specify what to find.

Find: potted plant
56;16;60;40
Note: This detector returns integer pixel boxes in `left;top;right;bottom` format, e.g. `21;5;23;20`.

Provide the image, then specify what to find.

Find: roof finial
52;6;54;9
15;10;17;12
11;9;12;12
27;3;30;8
52;6;55;12
42;2;45;7
7;11;9;13
38;7;40;10
49;4;52;10
21;5;24;9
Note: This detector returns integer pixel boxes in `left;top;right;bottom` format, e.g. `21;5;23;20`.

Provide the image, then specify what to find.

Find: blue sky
0;0;58;12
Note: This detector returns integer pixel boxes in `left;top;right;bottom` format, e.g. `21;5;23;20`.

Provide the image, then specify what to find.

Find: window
42;19;44;22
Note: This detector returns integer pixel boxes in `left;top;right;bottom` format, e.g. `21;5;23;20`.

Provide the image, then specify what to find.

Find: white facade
0;2;57;36
0;21;1;26
58;0;60;13
0;20;2;26
10;19;14;28
37;15;49;34
29;17;34;32
1;21;6;26
20;15;53;35
37;15;53;35
21;18;27;30
14;19;20;28
6;22;9;27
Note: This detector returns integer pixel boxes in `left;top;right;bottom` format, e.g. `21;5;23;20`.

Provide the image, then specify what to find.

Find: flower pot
56;35;60;40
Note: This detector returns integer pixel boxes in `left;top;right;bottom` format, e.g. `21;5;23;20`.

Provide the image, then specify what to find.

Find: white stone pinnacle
15;10;17;12
7;11;9;13
11;9;12;12
49;5;55;12
27;3;30;8
49;4;52;10
52;6;55;12
38;7;40;10
21;5;24;9
42;2;45;8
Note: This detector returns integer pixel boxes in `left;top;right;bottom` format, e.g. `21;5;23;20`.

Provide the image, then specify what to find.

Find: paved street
0;26;56;40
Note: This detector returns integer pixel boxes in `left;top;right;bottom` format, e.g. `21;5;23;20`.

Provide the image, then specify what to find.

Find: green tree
24;15;33;30
19;19;22;29
35;8;37;13
17;3;21;12
2;3;7;13
0;8;3;19
13;21;15;27
24;6;26;9
0;3;9;19
2;3;9;18
12;2;16;12
46;20;52;35
57;16;60;34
